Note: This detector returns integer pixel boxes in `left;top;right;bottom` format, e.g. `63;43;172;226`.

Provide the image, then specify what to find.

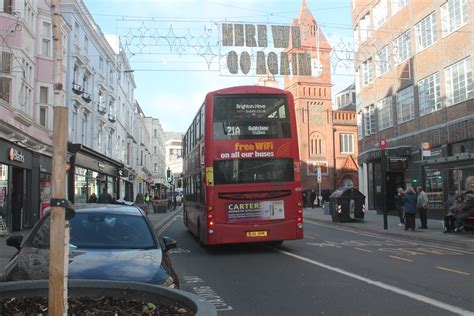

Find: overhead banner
220;23;315;77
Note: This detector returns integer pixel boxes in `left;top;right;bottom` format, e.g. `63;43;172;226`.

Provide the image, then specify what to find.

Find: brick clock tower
284;0;359;201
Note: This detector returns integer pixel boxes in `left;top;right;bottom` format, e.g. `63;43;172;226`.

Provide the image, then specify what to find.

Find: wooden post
49;0;68;314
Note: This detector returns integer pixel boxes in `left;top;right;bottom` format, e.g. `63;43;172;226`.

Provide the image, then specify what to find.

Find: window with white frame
376;45;390;76
0;51;12;103
441;0;469;37
445;57;473;106
340;134;354;154
39;107;47;127
84;36;89;55
41;22;52;57
81;111;88;145
357;111;363;139
359;13;372;42
415;12;437;52
74;22;79;42
353;26;359;51
391;0;407;15
396;86;415;123
39;86;48;104
97;123;103;151
99;57;103;73
373;0;388;29
107;131;113;157
377;96;393;130
362;58;373;85
394;30;411;64
1;0;13;14
418;73;441;116
364;104;376;135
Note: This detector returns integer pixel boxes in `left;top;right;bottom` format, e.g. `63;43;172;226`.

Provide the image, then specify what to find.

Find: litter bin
329;188;366;222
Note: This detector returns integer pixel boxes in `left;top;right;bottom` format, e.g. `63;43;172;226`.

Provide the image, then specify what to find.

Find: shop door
11;167;25;231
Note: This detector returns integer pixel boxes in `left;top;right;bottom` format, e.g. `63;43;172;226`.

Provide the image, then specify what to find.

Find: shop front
0;139;33;231
68;144;123;203
421;140;474;218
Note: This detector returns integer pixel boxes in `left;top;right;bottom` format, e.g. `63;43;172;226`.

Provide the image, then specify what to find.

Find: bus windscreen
213;95;291;140
213;158;294;185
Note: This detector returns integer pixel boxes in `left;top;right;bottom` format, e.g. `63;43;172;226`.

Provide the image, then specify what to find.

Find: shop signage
421;142;431;160
388;157;408;170
8;148;25;163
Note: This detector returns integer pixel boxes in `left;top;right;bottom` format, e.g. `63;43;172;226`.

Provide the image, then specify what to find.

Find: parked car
1;204;180;288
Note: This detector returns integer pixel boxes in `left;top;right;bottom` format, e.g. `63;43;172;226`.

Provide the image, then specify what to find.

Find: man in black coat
98;187;113;204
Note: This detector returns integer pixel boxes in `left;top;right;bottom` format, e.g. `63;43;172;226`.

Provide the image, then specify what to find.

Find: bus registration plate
246;231;268;237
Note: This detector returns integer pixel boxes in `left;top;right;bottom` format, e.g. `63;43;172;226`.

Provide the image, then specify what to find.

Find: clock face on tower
312;59;323;78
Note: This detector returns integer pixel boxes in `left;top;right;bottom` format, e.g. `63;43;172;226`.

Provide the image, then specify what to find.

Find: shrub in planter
0;279;216;315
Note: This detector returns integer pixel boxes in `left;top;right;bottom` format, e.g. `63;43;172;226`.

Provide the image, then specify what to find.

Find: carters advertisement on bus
226;200;285;222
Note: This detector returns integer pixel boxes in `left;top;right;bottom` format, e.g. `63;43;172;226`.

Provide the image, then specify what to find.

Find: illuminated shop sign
8;148;25;163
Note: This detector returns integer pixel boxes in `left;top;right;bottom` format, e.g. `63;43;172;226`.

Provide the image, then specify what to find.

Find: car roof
72;204;143;216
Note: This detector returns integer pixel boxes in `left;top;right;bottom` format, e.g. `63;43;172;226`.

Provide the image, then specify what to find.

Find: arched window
310;133;323;156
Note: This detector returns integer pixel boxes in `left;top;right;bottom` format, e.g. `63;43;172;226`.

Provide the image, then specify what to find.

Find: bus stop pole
381;149;388;230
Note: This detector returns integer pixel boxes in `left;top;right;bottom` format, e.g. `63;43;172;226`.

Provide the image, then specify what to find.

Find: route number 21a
226;126;241;135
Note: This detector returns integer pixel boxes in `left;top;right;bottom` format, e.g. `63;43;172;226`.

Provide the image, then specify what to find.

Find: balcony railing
72;83;83;95
81;92;92;103
97;103;107;114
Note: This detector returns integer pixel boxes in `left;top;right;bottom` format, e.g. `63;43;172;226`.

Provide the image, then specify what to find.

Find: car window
29;216;51;249
69;213;156;249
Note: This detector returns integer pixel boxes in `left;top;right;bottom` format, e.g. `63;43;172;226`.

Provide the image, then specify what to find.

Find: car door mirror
162;236;177;252
6;235;23;250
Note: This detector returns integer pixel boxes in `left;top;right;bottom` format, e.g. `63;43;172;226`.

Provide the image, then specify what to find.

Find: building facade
144;117;167;198
0;0;70;230
284;1;359;203
165;132;183;194
0;0;162;232
353;0;473;217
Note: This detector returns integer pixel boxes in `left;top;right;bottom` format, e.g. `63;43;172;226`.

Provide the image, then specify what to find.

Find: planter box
0;279;216;316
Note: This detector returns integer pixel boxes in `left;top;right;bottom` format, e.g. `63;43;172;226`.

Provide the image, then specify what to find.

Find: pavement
303;207;474;251
1;206;473;278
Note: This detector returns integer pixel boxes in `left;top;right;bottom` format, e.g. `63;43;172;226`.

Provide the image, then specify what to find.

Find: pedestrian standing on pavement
98;187;113;204
88;193;98;203
310;190;316;209
395;187;405;226
416;186;429;229
402;186;417;231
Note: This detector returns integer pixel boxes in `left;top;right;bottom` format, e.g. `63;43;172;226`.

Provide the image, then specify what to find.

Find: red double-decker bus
182;85;303;246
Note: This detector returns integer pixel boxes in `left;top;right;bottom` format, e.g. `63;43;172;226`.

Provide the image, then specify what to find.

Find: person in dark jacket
402;186;417;231
98;187;113;204
88;193;98;203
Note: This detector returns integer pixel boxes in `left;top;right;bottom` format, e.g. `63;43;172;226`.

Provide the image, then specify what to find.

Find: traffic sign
317;166;322;183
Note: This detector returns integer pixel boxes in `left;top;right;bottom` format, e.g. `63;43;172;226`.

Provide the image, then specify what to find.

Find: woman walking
402;186;417;231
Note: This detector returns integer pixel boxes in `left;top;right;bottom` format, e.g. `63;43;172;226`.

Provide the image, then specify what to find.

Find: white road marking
272;247;474;316
389;255;413;262
354;247;373;253
436;266;471;276
304;219;474;255
304;235;317;239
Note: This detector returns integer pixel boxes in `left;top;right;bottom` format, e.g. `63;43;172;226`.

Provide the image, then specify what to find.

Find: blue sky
83;0;355;133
